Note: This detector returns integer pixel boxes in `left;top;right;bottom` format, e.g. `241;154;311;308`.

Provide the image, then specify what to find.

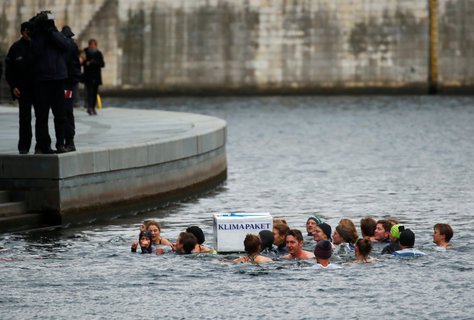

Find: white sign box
213;212;273;252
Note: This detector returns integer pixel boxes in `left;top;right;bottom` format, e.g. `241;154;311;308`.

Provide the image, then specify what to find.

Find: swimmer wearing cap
131;230;153;254
306;215;322;236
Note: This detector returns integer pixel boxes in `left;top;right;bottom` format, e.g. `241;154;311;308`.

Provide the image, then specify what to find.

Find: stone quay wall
1;0;473;94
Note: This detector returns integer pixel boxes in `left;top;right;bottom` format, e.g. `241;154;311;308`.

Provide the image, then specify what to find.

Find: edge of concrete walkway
0;106;227;231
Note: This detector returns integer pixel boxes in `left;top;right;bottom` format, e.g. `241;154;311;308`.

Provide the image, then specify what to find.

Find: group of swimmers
130;216;454;269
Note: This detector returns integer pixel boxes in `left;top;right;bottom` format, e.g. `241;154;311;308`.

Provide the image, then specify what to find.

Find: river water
1;95;473;319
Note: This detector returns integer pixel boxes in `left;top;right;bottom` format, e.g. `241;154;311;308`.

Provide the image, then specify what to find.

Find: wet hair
273;218;288;226
314;240;332;259
434;223;453;242
336;219;359;244
355;238;372;258
387;218;400;226
144;220;161;232
186;226;205;245
244;234;261;255
399;229;415;247
259;230;274;251
273;223;290;237
177;232;197;254
360;217;376;238
376;220;392;233
286;229;304;243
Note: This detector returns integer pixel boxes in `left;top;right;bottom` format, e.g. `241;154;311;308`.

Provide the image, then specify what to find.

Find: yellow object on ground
97;94;102;109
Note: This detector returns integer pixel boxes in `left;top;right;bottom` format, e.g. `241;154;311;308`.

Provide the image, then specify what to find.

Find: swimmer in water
393;229;426;257
433;223;453;249
332;219;358;256
381;224;403;254
174;232;198;254
354;238;376;263
259;230;278;257
233;234;273;264
273;222;290;254
313;240;341;269
312;222;332;243
131;230;153;254
306;215;322;236
282;229;314;259
131;220;173;254
374;220;392;244
360;217;377;241
144;220;173;247
186;226;215;254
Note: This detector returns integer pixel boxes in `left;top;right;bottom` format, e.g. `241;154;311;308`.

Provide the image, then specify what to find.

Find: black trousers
33;80;66;150
85;82;99;111
17;87;33;152
64;83;76;143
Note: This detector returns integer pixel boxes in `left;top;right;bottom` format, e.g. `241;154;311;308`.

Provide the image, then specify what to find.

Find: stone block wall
0;0;473;93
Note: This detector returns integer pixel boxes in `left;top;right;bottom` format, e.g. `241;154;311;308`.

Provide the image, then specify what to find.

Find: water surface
1;96;473;319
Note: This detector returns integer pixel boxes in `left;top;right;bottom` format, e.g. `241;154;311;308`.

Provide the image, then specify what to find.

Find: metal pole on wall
429;0;438;94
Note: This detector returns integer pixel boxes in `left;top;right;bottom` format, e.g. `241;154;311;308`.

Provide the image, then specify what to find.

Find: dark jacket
63;38;81;85
30;30;69;81
83;47;105;85
5;37;33;98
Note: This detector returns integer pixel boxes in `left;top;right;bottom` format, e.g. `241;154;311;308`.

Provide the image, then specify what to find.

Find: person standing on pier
5;22;34;154
29;11;70;154
82;39;104;115
61;26;81;152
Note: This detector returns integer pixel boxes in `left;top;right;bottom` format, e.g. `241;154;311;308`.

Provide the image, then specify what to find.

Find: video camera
29;10;57;35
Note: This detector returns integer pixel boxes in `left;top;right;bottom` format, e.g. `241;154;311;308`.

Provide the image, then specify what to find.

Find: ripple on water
1;96;474;319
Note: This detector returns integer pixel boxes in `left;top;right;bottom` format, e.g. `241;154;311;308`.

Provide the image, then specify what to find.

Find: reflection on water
1;96;474;319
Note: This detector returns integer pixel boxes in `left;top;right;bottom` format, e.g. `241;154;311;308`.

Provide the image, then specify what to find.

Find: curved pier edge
0;107;227;232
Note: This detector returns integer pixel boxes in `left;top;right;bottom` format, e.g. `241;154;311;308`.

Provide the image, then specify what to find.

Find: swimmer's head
176;232;197;254
244;234;261;255
139;231;153;253
399;229;415;248
259;230;274;251
316;222;332;242
186;226;205;245
306;215;322;234
314;240;332;260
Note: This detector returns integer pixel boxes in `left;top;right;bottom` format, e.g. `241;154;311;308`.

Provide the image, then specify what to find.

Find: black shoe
19;150;29;155
87;108;93;115
35;148;55;154
65;140;76;152
92;109;97;115
55;145;68;154
65;144;76;152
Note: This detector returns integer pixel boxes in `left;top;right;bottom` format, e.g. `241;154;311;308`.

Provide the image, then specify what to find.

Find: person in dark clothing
29;11;70;154
5;22;34;154
61;26;81;152
131;231;153;254
82;39;104;115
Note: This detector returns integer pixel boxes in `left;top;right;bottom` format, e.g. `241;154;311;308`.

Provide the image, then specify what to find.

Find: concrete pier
0;105;227;232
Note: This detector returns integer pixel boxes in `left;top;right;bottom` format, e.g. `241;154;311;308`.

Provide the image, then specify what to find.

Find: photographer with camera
29;11;71;154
